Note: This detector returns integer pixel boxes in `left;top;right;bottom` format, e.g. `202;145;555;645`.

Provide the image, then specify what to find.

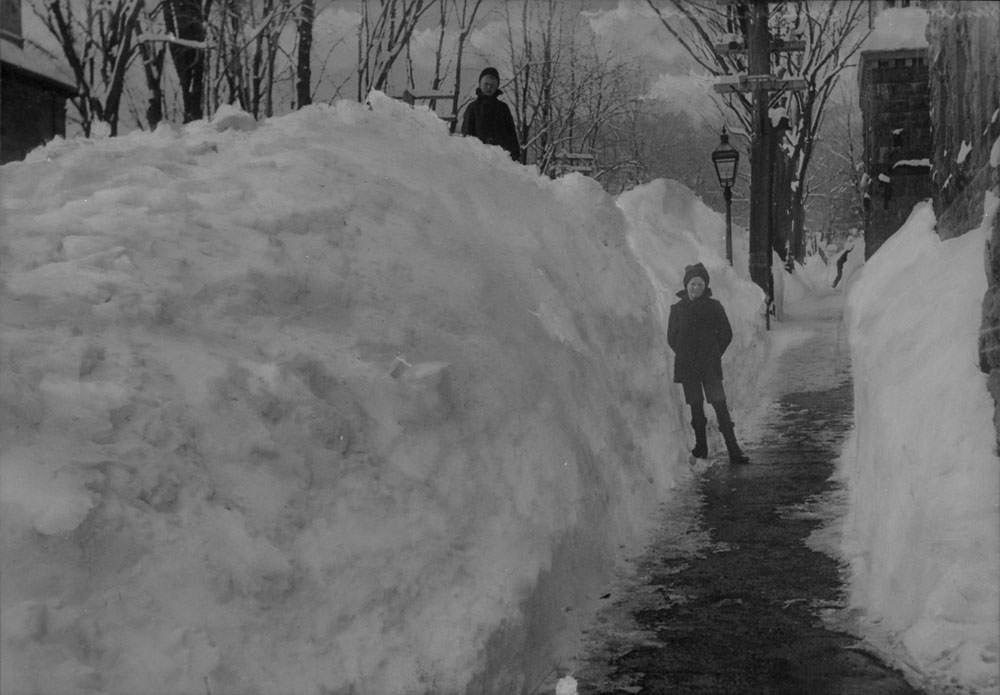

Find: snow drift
0;95;766;694
839;198;1000;693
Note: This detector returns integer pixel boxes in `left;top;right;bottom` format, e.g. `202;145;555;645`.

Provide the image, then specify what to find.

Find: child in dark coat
667;263;750;464
461;67;521;162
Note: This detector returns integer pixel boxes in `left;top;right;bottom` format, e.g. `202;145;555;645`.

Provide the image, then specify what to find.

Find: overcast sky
19;0;709;124
309;0;707;114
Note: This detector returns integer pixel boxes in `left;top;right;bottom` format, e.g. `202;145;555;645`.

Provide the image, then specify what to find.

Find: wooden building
1;0;76;164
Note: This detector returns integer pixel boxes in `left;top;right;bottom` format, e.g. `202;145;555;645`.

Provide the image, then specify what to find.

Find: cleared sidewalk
571;304;923;695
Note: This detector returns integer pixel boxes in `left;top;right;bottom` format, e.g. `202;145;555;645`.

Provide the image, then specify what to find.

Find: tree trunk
97;0;144;136
450;33;465;133
449;0;485;132
296;0;314;108
163;0;210;122
139;37;166;129
429;0;446;111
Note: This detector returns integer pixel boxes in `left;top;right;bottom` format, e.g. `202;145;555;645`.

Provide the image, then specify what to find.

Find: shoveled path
571;300;923;695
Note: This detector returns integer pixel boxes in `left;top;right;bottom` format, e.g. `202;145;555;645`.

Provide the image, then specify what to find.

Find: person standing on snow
667;263;751;464
461;67;521;162
832;234;856;288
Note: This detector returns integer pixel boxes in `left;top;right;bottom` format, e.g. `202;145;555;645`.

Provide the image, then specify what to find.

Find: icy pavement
566;300;924;694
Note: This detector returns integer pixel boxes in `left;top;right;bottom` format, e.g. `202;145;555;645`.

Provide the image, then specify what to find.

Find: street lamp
712;127;740;265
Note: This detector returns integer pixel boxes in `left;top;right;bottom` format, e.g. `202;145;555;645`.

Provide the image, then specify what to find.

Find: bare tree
422;0;486;131
603;103;722;197
32;0;145;136
421;0;486;127
806;84;867;240
500;0;568;168
162;0;212;123
206;0;300;117
446;0;485;130
644;0;872;261
355;0;437;101
137;1;167;129
428;0;449;100
295;0;314;107
499;0;648;175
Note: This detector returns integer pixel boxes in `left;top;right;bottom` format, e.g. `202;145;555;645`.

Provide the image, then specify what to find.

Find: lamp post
712;127;740;265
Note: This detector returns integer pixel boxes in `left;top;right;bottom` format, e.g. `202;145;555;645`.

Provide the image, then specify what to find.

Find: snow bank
0;95;767;694
839;199;1000;692
783;239;865;308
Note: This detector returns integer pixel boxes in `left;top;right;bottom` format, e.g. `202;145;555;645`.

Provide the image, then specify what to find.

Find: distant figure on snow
667;263;750;464
832;235;855;288
461;67;521;162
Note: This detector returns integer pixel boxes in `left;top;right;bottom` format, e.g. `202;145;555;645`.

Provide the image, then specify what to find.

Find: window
1;0;23;48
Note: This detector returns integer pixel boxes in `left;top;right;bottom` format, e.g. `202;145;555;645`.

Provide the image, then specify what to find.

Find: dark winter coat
667;288;733;384
461;88;521;161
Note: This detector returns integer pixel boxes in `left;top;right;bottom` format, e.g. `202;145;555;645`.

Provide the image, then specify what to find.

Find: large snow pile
839;198;1000;692
0;95;766;694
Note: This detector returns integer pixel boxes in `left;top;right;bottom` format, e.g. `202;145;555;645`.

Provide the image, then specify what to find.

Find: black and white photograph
1;1;997;693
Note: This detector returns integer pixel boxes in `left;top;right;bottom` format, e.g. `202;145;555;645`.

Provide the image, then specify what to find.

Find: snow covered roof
862;7;929;53
1;35;75;93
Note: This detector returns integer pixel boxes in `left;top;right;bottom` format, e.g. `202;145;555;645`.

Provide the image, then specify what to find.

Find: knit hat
479;67;500;83
683;263;710;288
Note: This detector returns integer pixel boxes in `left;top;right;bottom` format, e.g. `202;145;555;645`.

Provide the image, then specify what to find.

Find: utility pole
713;0;806;330
748;0;772;323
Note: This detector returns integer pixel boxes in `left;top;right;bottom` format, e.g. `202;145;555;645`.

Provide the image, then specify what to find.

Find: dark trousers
686;386;746;462
681;376;726;406
689;400;736;433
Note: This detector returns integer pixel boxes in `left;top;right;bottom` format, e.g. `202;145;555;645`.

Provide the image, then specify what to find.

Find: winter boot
690;402;708;459
713;401;750;464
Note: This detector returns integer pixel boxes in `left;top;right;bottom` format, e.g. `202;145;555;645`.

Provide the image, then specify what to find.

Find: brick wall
926;1;1000;445
859;49;934;258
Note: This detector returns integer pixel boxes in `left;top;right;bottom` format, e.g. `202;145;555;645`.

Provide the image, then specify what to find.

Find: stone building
924;1;1000;445
0;0;76;164
859;1;1000;444
858;5;934;259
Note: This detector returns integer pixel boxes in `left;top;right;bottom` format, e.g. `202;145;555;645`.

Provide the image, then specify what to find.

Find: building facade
0;0;76;164
858;46;934;258
859;1;999;442
924;0;1000;445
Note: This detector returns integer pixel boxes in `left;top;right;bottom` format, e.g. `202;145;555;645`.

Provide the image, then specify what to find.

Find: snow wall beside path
839;199;1000;693
0;95;767;695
